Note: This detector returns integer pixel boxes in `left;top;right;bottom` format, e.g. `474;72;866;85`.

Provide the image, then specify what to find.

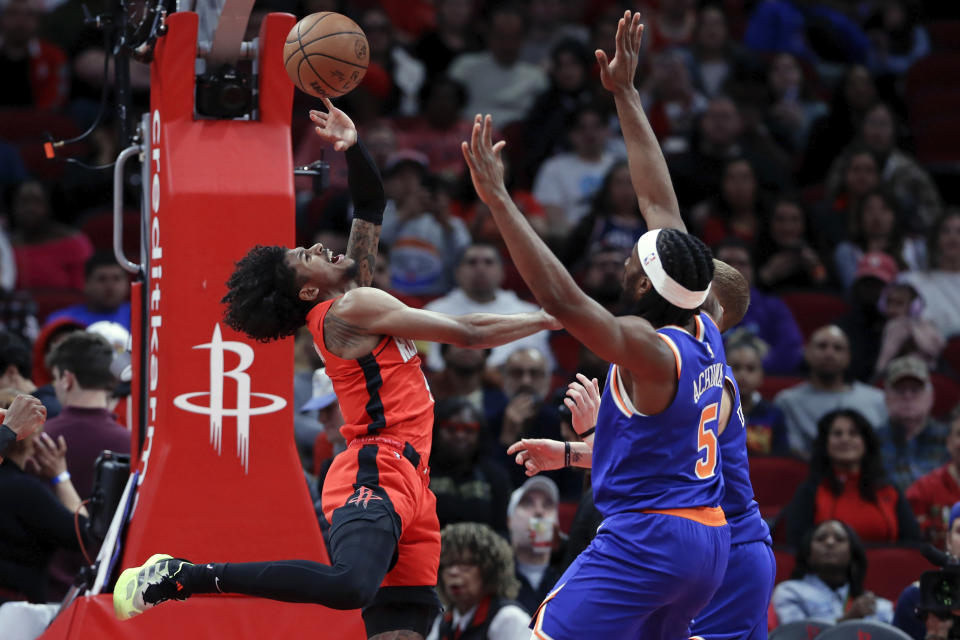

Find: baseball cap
86;321;132;382
885;355;930;387
507;476;560;518
854;251;898;284
300;368;337;412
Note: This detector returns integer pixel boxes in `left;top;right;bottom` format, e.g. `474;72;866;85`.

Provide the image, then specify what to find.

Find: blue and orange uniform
691;366;776;640
532;313;730;640
306;297;440;596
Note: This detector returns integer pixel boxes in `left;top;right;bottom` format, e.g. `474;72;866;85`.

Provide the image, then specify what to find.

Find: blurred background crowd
1;0;959;634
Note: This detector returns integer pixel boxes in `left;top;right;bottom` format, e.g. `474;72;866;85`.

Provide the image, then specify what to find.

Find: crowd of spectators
2;0;959;635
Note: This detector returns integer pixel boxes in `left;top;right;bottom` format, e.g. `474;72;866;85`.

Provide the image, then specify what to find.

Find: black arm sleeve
345;139;385;225
0;425;15;459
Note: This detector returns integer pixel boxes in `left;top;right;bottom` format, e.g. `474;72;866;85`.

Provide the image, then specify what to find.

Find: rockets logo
347;487;383;509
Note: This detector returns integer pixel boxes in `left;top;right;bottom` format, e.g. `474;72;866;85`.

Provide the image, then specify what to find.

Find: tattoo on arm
346;219;381;287
571;451;582;463
323;311;367;351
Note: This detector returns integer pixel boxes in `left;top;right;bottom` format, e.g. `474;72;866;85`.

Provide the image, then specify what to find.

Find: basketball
283;12;368;99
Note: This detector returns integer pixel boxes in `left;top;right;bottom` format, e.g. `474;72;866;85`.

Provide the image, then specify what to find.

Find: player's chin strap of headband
635;229;711;310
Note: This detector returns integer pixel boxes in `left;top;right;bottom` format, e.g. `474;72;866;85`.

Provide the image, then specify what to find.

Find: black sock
182;561;227;595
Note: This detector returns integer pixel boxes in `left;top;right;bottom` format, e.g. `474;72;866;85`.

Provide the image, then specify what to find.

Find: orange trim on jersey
657;333;682;379
609;366;635;417
531;583;563;640
694;314;704;341
641;505;727;527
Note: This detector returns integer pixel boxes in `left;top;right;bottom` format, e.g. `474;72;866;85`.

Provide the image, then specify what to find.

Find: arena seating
780;293;851;340
750;456;808;521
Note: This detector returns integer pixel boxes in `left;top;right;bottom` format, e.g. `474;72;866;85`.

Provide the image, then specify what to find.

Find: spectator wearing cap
424;243;554;372
428;398;512;535
906;409;960;547
301;368;345;478
837;251;898;382
45;252;131;330
894;500;960;640
875;356;949;492
775;325;887;459
380;151;471;297
507;476;563;615
293;328;324;470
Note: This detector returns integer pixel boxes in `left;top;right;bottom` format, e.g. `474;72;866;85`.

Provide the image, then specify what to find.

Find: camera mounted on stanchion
918;545;960;637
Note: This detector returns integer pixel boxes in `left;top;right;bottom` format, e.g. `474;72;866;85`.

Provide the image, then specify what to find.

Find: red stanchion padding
40;594;366;639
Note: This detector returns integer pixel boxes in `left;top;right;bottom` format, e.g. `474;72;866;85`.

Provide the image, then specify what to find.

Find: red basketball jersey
306;297;435;459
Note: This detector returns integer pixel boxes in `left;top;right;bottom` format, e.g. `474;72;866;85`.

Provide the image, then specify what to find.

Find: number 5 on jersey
696;403;718;479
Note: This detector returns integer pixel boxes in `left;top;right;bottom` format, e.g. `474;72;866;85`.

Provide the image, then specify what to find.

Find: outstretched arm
334;287;559;348
310;98;384;287
598;11;684;232
462;116;674;380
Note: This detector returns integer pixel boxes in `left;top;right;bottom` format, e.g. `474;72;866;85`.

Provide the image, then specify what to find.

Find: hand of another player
310;97;358;151
596;10;643;95
30;432;68;480
462;114;509;206
565;373;600;436
1;394;46;441
507;438;566;476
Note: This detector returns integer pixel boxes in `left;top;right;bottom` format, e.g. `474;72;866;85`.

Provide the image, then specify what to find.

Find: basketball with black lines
283;12;368;99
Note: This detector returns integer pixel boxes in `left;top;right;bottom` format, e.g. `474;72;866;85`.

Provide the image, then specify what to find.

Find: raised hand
507;438;567;476
564;373;601;436
309;97;358;151
596;10;644;95
2;394;46;441
461;114;509;206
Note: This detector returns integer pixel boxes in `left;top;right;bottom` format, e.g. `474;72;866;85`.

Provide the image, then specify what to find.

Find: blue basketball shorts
531;508;730;640
690;540;776;640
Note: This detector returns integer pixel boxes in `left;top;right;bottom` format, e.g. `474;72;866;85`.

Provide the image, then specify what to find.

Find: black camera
918;546;960;636
196;64;254;118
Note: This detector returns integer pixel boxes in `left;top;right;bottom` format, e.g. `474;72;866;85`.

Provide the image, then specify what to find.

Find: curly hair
810;408;887;502
791;520;868;598
221;245;315;342
629;228;715;328
438;523;520;602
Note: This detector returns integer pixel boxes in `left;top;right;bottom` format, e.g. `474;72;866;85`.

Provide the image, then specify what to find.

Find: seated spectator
11;181;93;291
864;0;931;76
875;278;944;374
0;330;58;417
0;0;68;109
532;104;618;236
359;7;425;116
828;103;942;231
638;49;708;143
893;500;960;640
427;522;530;640
775;325;887;458
518;0;589;68
876;356;949;492
900;210;960;339
380;154;471;297
715;238;803;374
393;77;476;181
429;398;512;535
725;331;789;456
763;52;828;154
562;162;647;268
754;197;830;292
643;0;696;54
28;318;83;418
837;251;899;382
522;39;596;181
0;286;38;344
412;0;479;81
801;65;878;186
44;252;131;330
507;476;562;615
785;409;920;545
447;5;548;127
299;367;345;476
684;4;752;99
772;520;893;624
577;245;628;314
815;147;882;249
833;189;927;291
907;409;960;546
428;344;508;426
0;389;89;603
425;244;553;372
691;157;764;248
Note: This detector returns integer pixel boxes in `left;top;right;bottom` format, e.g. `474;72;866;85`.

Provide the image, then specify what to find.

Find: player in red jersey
113;100;557;640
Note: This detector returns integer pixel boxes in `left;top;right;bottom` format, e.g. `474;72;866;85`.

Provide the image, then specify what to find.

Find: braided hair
221;245;315;342
628;229;715;328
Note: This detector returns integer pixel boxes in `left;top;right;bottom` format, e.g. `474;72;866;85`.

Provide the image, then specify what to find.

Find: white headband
635;229;711;309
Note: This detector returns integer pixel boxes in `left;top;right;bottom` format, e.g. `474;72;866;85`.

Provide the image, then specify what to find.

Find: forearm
54;480;87;517
612;88;684;232
345;139;384;287
461;311;548;348
568;441;592;468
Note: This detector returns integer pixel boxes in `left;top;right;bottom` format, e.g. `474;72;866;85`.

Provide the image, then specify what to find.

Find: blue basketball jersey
719;366;772;546
592;313;726;516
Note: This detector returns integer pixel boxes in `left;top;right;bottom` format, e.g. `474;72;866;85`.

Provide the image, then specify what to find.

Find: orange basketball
283;12;368;99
